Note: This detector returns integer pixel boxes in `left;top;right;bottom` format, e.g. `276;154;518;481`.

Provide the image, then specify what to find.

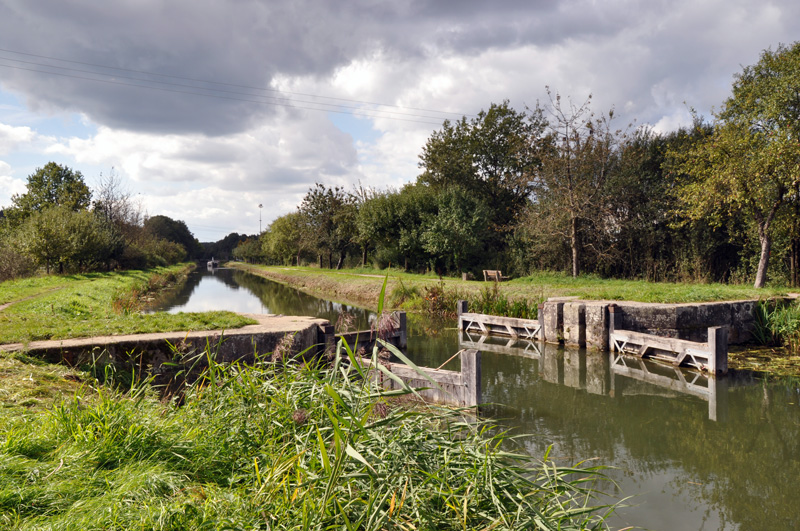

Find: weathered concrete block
541;301;564;343
563;302;586;347
584;301;609;350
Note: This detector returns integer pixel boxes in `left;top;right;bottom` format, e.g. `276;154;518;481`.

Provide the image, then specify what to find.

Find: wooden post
457;300;469;331
396;311;407;348
461;349;481;408
318;323;336;357
707;326;728;375
608;303;621;334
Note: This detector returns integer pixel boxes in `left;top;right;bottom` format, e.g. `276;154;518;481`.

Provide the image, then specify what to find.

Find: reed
0;340;618;530
753;299;800;350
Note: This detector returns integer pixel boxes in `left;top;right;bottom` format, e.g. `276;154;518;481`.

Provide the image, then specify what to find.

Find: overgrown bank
0;264;254;345
0;340;618;530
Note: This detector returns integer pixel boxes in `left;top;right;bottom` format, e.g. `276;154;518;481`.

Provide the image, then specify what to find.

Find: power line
0;60;447;126
0;46;474;122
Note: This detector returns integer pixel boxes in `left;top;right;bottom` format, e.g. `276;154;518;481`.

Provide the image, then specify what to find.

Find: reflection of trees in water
147;269;204;311
480;347;800;529
228;269;373;328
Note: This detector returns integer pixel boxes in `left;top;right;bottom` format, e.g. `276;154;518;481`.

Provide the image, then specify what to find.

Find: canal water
152;267;800;530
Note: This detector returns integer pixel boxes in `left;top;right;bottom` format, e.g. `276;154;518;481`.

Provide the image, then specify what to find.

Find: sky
0;0;798;242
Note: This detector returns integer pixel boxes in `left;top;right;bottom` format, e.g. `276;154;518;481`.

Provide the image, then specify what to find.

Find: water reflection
148;267;374;329
469;335;799;530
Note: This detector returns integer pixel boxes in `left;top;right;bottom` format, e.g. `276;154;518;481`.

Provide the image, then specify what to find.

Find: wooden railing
609;304;728;374
360;348;482;408
457;300;542;340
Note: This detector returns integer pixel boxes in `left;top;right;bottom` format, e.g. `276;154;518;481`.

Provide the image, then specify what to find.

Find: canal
152;267;800;530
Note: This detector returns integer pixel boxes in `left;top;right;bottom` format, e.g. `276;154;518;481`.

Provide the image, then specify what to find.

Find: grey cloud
1;0;798;140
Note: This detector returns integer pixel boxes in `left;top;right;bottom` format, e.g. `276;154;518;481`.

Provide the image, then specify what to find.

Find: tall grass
0;337;617;530
471;282;543;320
753;300;800;350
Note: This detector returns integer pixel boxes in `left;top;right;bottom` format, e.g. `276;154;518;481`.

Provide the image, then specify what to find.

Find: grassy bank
0;341;617;530
0;264;255;345
230;263;790;312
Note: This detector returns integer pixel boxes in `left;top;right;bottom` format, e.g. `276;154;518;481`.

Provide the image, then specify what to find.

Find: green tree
418;101;545;238
297;184;354;269
420;187;491;272
16;206;122;273
263;212;307;265
673;42;800;288
529;90;626;277
144;215;202;259
8;162;92;223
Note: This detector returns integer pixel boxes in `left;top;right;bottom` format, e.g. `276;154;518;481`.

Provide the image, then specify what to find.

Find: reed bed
0;338;617;530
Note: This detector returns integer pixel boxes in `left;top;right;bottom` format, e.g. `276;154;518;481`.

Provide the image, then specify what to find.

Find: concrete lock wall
542;298;768;350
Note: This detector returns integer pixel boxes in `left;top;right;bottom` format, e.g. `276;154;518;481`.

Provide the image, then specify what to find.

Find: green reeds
471;281;542;320
0;336;618;530
753;299;800;350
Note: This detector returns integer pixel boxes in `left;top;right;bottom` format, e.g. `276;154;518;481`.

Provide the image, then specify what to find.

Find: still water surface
153;267;800;530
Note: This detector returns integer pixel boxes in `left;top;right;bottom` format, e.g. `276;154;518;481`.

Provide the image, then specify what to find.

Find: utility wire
0;47;474;121
0;61;447;126
0;54;453;122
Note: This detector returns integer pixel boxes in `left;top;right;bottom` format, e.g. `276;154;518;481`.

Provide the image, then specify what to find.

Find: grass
0;265;256;345
231;263;790;314
0;337;619;530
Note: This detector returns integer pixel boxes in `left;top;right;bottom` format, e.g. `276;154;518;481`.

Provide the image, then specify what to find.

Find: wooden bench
482;270;510;282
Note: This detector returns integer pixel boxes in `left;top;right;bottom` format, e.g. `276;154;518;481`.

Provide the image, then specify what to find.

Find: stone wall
543;298;773;350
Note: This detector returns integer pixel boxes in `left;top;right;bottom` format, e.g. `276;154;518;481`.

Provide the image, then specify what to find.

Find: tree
8;162;92;223
529;90;626;277
673;42;800;288
263;213;307;265
144;215;202;259
93;168;143;240
418;101;545;238
16;206;122;273
420;187;491;272
297;184;354;269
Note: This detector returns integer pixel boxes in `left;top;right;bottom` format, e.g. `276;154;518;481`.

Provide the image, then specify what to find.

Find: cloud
0;123;35;154
0;160;27;206
1;0;800;240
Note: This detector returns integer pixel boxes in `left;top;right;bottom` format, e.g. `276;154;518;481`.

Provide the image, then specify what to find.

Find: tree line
0;164;202;281
250;42;800;288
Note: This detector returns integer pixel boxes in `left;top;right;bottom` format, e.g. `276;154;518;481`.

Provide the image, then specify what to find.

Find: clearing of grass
230;263;790;312
0;264;255;345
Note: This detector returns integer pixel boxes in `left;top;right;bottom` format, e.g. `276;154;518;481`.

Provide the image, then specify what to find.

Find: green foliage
673;42;800;288
232;237;266;264
144;215;202;259
420;187;491;272
14;206;123;274
0;342;616;529
7;162;92;223
753;300;800;350
298;183;356;269
471;282;542;320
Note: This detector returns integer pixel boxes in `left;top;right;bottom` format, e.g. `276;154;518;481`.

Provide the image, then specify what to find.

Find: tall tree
8;162;92;222
530;90;626;277
673;42;800;288
144;215;202;259
298;184;354;269
418;101;546;238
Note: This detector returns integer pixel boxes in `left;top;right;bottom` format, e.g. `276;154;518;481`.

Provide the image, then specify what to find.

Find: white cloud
0;123;35;154
0;160;27;206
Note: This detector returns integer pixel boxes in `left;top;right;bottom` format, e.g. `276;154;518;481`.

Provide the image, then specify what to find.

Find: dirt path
0;287;65;312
